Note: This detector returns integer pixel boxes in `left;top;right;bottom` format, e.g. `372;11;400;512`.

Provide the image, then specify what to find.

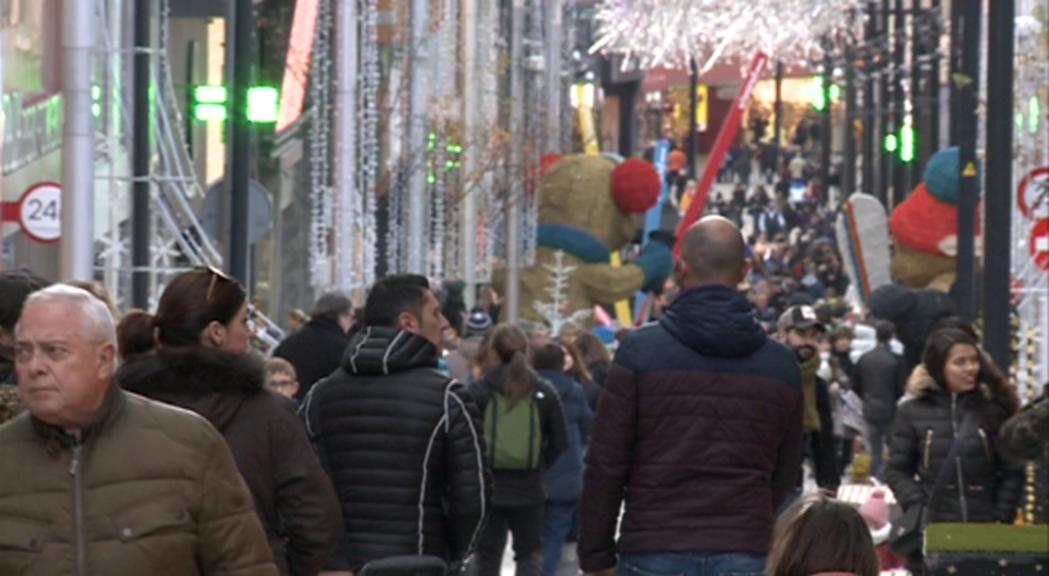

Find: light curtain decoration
590;0;863;72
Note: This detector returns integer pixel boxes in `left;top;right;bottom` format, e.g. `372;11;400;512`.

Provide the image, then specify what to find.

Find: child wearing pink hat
858;490;906;571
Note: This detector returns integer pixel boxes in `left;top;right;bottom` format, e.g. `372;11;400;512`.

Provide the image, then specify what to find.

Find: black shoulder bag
889;413;976;558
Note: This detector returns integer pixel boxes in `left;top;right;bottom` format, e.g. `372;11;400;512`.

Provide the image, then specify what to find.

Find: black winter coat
578;285;804;572
854;344;907;424
470;365;568;507
301;327;492;572
886;366;1021;524
118;346;342;576
273;316;351;400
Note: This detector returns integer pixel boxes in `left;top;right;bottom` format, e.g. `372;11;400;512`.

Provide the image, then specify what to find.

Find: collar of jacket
906;363;992;402
307;315;349;337
341;326;439;376
117;345;265;396
537;223;610;264
659;284;767;358
31;384;126;456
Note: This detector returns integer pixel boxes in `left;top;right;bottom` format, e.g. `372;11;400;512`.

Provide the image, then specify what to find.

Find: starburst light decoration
590;0;864;72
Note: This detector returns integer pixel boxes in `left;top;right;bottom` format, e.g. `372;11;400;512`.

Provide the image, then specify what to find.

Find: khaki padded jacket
0;388;278;576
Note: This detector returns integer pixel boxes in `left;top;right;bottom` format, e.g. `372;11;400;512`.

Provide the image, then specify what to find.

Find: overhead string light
590;0;864;73
360;0;381;286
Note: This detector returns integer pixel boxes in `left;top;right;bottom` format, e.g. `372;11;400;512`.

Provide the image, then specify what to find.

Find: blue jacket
539;370;593;503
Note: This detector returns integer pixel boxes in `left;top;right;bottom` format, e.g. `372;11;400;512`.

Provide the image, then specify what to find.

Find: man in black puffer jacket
302;275;492;573
274;292;354;401
579;217;804;576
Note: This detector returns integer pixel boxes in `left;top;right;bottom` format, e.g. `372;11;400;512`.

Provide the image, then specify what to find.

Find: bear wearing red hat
493;154;672;328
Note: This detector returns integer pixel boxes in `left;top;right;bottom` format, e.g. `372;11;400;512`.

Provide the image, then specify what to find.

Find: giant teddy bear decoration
838;147;976;369
494;154;673;328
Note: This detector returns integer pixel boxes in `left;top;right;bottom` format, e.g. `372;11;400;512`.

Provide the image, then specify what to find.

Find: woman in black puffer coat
886;328;1021;529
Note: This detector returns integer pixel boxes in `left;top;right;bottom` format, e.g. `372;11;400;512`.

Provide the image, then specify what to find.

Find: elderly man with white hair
0;284;277;575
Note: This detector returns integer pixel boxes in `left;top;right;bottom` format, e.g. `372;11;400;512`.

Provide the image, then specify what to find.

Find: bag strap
926;411;977;513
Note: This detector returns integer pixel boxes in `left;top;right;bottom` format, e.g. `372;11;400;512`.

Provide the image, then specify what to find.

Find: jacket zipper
950;394;968;522
978;428;991;461
923;429;933;471
70;437;85;576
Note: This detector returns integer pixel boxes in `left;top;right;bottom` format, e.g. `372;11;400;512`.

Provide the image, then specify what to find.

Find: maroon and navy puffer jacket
578;285;804;571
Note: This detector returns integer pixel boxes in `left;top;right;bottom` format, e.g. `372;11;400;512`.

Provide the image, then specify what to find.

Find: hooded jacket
469;365;569;507
578;285;804;572
0;387;278;575
301;326;491;572
539;370;592;503
118;347;342;576
885;365;1021;523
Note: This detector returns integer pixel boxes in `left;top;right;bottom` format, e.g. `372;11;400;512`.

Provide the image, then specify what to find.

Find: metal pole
229;0;253;286
506;0;524;322
545;0;563;154
954;0;979;320
407;0;429;274
844;43;857;197
774;61;783;149
879;0;891;206
929;0;941;154
335;0;357;291
619;81;637;157
909;0;922;184
948;0;961;146
893;0;907;206
61;0;96;281
820;49;832;204
131;0;150;305
983;0;1013;370
688;58;698;179
862;2;876;197
462;0;478;310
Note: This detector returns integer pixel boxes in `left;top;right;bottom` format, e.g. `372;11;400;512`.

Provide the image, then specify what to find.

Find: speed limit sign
18;183;62;243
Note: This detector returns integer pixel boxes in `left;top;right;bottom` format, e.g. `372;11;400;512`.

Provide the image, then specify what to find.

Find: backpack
483;391;542;471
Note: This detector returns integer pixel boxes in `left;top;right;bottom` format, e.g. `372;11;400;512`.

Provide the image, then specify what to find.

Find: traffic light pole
879;0;891;207
228;0;253;288
819;50;832;203
132;0;150;306
983;0;1014;370
892;0;907;206
910;0;923;185
862;2;876;198
688;58;698;179
843;43;857;197
954;0;980;321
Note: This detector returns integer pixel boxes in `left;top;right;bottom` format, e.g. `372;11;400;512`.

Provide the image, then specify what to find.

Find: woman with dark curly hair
886;328;1022;566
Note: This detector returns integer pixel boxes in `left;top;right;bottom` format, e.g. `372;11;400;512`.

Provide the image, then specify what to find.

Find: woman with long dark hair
470;324;567;576
886;328;1021;565
572;333;611;412
116;267;342;575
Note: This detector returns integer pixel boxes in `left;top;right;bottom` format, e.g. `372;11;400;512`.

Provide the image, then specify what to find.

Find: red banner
674;52;769;258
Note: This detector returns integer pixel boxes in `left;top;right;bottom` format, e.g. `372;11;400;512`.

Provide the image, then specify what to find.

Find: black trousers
472;504;544;576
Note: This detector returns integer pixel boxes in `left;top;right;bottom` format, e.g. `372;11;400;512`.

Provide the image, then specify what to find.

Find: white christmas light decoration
590;0;863;72
533;250;592;336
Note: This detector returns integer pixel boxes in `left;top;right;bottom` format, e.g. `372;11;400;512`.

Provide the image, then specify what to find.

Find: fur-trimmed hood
117;346;266;431
905;362;994;402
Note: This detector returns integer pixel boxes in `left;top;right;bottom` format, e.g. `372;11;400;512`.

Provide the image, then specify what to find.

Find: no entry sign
1031;219;1049;272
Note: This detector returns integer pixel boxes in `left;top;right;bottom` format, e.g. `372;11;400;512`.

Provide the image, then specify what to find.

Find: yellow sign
609;252;633;326
576;84;600;154
695;84;708;132
962;162;977;177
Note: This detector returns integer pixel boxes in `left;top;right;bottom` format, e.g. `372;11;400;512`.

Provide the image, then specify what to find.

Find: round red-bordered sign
1030;219;1049;272
18;182;62;243
1018;166;1048;220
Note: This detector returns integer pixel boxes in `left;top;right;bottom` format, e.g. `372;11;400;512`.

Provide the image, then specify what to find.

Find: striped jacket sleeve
443;382;492;563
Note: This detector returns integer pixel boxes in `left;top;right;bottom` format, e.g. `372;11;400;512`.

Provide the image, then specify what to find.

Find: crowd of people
0;206;1045;576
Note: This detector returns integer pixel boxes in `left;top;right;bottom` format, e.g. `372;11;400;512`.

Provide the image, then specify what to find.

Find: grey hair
21;284;117;346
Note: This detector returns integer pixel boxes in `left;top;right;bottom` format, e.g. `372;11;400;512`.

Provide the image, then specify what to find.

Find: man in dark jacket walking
302;274;492;574
853;320;907;479
578;217;804;576
777;305;840;492
274;292;354;401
